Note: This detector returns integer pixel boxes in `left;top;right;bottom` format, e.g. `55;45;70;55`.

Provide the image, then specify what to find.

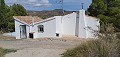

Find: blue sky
5;0;92;11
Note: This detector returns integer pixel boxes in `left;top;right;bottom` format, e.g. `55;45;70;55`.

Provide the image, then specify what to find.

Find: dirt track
0;36;87;57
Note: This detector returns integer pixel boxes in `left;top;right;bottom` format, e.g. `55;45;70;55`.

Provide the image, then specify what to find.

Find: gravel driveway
0;37;87;57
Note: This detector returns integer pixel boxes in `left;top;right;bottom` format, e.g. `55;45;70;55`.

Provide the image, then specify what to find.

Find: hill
28;9;77;19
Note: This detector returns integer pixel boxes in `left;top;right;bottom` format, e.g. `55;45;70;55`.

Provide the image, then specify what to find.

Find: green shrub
0;48;5;57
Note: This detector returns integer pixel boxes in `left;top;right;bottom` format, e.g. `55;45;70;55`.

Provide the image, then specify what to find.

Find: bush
62;34;120;57
0;48;5;57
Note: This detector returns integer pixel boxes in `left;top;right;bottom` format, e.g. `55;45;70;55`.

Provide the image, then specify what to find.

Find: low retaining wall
3;32;16;37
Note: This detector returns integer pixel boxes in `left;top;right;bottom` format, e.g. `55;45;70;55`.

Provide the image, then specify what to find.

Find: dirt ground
0;35;88;57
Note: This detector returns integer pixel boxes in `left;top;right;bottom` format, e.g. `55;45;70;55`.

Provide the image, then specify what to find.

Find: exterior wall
26;25;30;38
55;16;62;38
75;14;79;36
15;20;21;39
85;16;100;38
3;32;16;37
30;18;56;38
15;20;27;39
62;12;77;35
78;9;87;38
78;9;100;38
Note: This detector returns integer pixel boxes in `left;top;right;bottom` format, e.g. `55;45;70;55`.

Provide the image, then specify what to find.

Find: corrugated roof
14;16;42;24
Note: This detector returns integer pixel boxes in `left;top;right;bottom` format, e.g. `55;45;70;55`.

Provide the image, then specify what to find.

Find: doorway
20;25;27;38
75;14;79;37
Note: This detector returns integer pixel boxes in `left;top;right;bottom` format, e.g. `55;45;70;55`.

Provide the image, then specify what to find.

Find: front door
20;25;27;38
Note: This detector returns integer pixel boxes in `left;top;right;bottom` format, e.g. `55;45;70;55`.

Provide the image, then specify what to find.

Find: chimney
79;9;85;17
32;16;34;26
78;9;87;38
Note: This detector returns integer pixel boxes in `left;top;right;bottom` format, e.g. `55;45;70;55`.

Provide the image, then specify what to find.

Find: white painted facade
62;12;77;35
32;17;56;38
15;20;27;39
85;16;100;38
14;9;100;39
78;10;100;38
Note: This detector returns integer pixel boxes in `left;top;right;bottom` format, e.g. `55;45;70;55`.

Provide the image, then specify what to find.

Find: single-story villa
13;9;100;39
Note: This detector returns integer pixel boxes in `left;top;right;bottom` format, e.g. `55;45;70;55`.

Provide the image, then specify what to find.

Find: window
56;33;59;37
38;25;44;33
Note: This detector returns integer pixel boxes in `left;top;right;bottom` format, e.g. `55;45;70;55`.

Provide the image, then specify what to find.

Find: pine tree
0;0;9;31
88;0;120;32
11;4;28;16
0;0;28;32
88;0;107;16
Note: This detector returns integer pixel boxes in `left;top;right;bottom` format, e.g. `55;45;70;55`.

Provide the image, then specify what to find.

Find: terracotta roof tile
14;16;42;24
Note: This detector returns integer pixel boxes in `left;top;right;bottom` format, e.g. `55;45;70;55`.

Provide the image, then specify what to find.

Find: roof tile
14;16;42;24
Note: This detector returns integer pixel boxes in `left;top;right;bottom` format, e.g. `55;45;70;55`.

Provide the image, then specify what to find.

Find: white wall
55;16;62;37
3;32;16;37
62;12;77;35
78;10;100;38
85;16;100;38
30;18;56;38
15;20;27;39
26;25;30;38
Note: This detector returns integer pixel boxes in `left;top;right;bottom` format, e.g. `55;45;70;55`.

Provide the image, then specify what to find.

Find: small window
56;33;59;37
38;25;44;33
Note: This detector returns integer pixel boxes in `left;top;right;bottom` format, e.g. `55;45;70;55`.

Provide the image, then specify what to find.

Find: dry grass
62;34;120;57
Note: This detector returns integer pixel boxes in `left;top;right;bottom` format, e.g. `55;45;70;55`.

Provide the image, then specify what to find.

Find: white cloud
5;0;92;11
29;0;37;3
34;3;52;7
63;0;91;4
5;0;52;7
29;0;52;7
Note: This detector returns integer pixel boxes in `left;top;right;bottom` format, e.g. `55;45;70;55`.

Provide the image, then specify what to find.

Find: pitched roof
14;16;43;25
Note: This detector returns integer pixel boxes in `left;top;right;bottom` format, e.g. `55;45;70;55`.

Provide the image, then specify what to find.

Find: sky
5;0;92;11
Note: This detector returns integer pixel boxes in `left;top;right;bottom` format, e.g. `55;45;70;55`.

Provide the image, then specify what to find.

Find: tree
0;0;28;32
7;4;28;32
88;0;120;32
11;4;28;16
88;0;107;16
0;0;9;31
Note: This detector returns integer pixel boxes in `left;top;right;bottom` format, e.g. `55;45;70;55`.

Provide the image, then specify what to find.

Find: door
75;15;79;37
20;25;27;38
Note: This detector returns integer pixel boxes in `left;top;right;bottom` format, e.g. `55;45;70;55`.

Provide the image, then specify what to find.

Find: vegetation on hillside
0;0;28;32
28;9;74;19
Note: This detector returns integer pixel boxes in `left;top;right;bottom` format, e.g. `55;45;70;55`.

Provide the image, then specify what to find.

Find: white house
13;9;100;39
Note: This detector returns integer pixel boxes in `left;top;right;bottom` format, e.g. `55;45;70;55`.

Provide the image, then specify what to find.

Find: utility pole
61;0;64;15
81;3;84;9
57;0;64;23
57;0;64;15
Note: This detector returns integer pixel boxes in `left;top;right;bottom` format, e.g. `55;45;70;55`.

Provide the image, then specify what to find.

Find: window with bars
38;25;44;33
